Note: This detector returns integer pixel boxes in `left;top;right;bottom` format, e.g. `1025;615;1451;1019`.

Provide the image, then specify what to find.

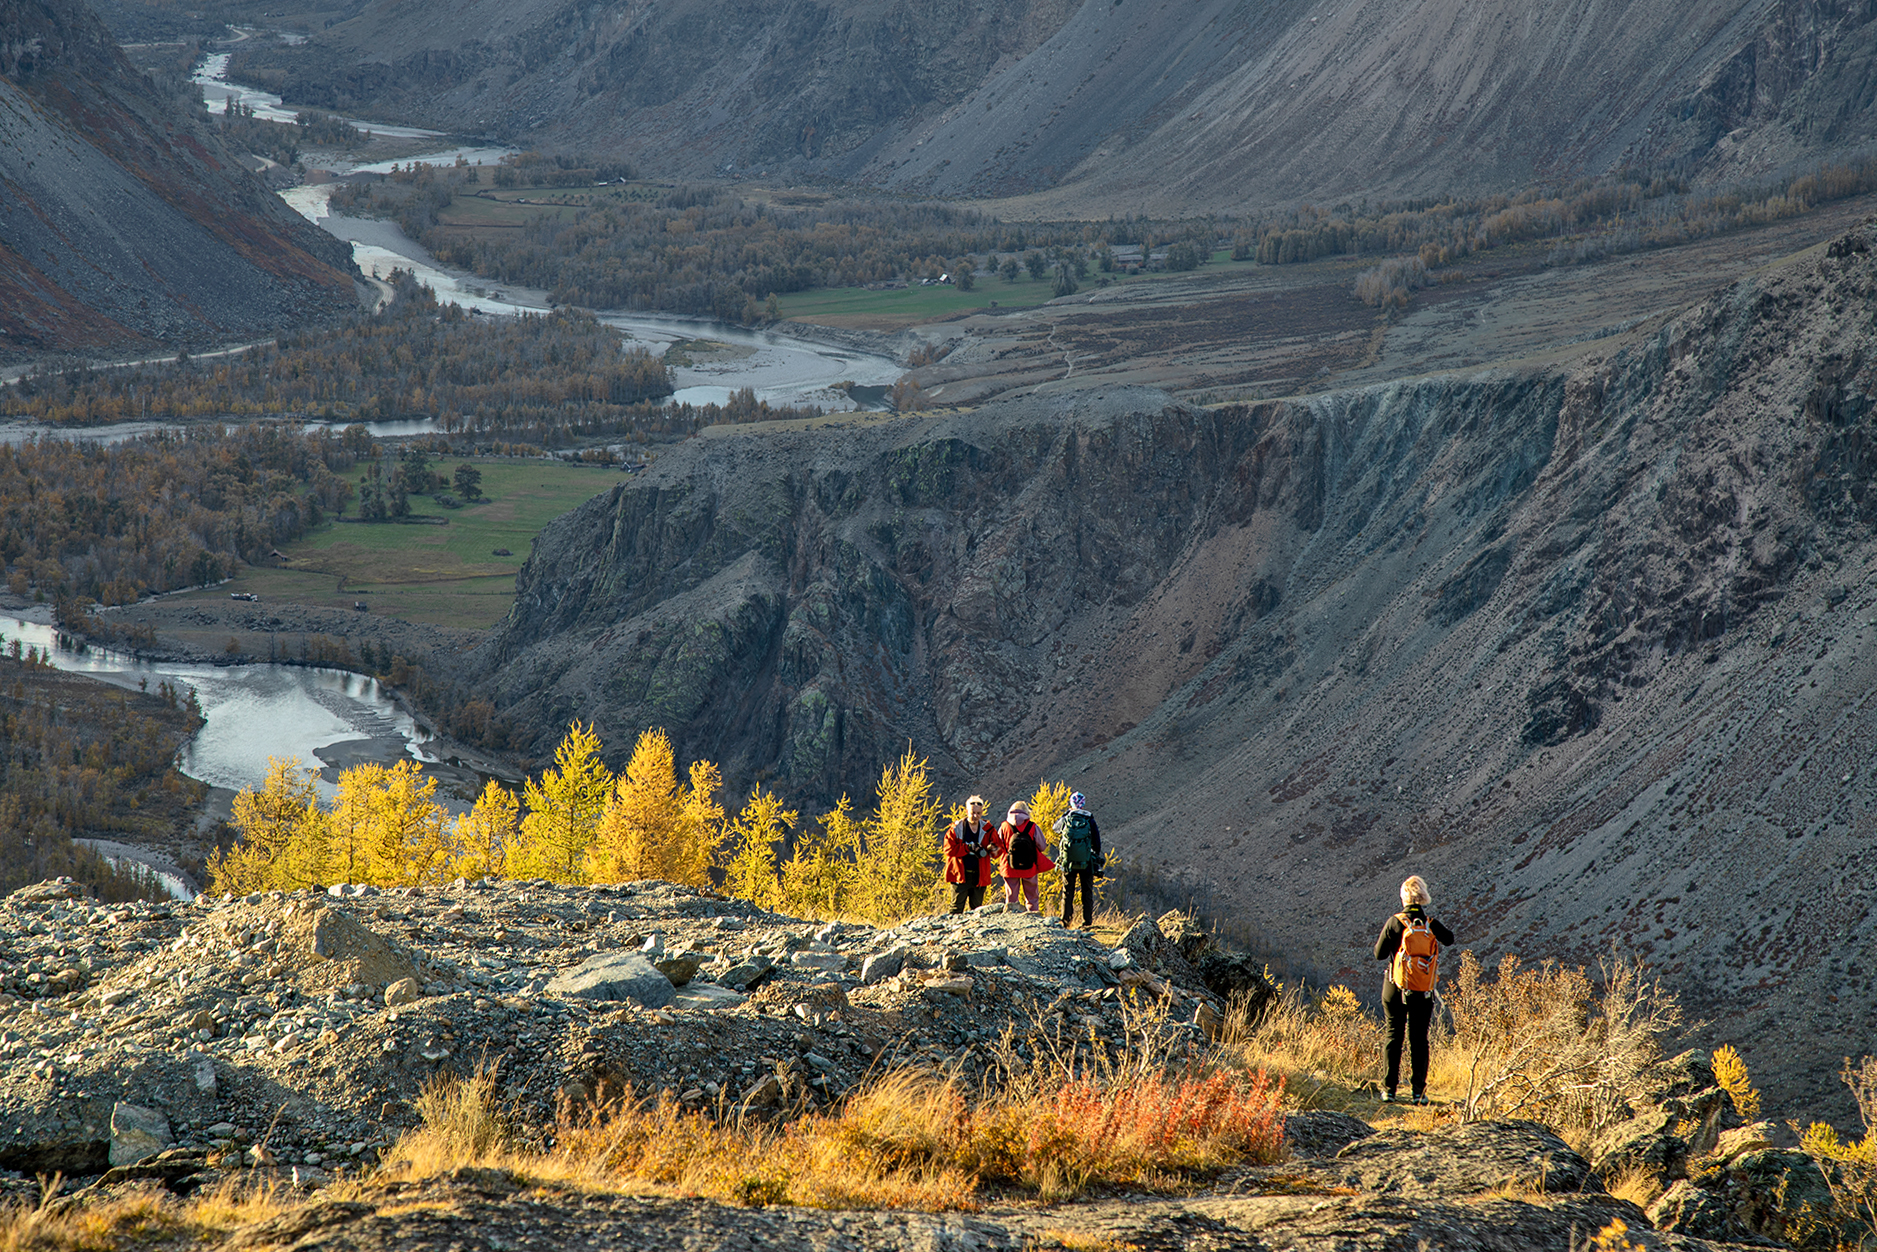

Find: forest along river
0;613;458;898
283;185;901;411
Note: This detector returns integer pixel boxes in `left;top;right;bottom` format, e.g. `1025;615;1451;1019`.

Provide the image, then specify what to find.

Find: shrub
1799;1056;1877;1250
1442;950;1681;1139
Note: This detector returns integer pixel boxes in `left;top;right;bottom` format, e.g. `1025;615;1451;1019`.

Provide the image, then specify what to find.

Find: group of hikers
942;793;1454;1104
942;792;1104;926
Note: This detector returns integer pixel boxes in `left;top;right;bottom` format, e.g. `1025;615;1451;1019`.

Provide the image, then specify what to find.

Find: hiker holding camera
1052;791;1103;928
944;795;1001;913
1374;874;1454;1104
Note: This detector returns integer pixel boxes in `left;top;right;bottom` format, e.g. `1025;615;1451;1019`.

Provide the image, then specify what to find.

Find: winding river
7;56;906;894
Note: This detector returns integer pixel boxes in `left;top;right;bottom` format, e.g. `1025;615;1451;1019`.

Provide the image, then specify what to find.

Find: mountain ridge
231;0;1877;210
0;0;359;359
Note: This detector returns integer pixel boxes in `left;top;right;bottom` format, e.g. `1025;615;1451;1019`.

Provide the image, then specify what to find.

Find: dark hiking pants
1383;984;1435;1096
950;883;985;913
1062;866;1095;926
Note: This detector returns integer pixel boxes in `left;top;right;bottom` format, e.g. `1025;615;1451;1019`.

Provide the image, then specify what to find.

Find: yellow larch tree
367;760;454;886
209;756;322;894
327;763;388;886
670;759;725;889
452;780;519;881
858;747;943;921
587;728;682;883
720;784;796;910
780;794;863;917
513;722;612;883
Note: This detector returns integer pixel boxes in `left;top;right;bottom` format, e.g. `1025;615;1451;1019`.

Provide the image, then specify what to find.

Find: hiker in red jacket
998;799;1053;912
944;795;1000;913
1373;874;1455;1104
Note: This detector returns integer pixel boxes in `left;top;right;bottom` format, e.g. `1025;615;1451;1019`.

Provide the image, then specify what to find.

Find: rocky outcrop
0;877;1230;1197
0;0;357;359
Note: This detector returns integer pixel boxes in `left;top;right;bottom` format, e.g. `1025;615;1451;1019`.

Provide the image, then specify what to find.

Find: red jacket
944;817;1000;886
999;820;1054;879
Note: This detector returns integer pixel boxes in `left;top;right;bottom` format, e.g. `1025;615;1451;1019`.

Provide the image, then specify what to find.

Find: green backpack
1063;810;1095;868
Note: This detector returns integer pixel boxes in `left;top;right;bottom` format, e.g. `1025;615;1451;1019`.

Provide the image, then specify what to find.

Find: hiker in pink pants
998;800;1053;912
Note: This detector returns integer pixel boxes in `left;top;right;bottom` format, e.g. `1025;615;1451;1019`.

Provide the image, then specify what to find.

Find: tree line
329;169;1218;322
0;422;377;609
1237;156;1877;271
210;723;1082;924
1;275;672;429
1;274;821;446
0;662;207;901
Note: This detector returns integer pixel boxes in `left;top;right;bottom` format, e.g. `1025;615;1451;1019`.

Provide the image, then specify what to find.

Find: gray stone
384;978;423;1007
965;947;1007;968
804;1052;836;1073
860;947;906;985
194;1059;216;1094
743;1074;783;1108
1648;1178;1735;1240
672;983;746;1010
941;950;969;972
789;950;847;972
1712;1120;1774;1162
109;1102;172;1167
718;957;775;992
654;953;704;986
546;952;676;1007
1330;1121;1595;1197
1284;1110;1375;1158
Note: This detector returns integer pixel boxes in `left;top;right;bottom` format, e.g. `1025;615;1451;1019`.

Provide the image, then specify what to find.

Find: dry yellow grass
0;1176;304;1252
372;1029;1287;1212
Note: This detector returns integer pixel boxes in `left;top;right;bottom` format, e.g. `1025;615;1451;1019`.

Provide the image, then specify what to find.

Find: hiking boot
1379;1091;1396;1103
1410;1093;1428;1105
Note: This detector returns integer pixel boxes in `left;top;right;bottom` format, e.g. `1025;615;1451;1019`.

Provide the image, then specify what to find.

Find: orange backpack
1392;912;1440;993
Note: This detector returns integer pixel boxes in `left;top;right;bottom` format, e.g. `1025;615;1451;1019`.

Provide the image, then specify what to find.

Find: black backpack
1008;822;1037;872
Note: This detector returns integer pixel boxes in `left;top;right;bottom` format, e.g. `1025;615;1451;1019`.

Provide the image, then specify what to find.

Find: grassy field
775;261;1245;329
178;460;627;630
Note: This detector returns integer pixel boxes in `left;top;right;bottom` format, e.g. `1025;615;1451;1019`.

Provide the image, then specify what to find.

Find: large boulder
1329;1120;1597;1197
1648;1147;1836;1245
1588;1106;1689;1185
108;1102;172;1167
1115;919;1203;991
1193;949;1278;1022
546;952;676;1007
1155;910;1212;963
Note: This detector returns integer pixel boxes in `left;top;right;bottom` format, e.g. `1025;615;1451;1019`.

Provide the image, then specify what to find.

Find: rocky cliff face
0;0;357;359
232;0;1877;208
483;222;1877;1119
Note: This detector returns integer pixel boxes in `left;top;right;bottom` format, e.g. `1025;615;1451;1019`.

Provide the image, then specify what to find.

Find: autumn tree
512;722;612;883
209;756;322;894
858;747;943;920
587;728;683;883
720;785;797;910
452;780;519;880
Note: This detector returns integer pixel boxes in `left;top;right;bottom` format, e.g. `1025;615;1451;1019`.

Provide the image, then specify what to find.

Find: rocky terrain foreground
0;877;1832;1249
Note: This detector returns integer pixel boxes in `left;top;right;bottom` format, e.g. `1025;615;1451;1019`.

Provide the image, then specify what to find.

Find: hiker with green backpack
1373;874;1455;1104
1052;791;1104;928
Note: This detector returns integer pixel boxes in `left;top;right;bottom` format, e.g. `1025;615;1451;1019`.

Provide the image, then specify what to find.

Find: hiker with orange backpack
1373;874;1455;1104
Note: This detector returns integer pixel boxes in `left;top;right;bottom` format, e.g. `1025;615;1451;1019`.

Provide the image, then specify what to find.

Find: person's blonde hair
966;795;986;808
1400;875;1431;908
